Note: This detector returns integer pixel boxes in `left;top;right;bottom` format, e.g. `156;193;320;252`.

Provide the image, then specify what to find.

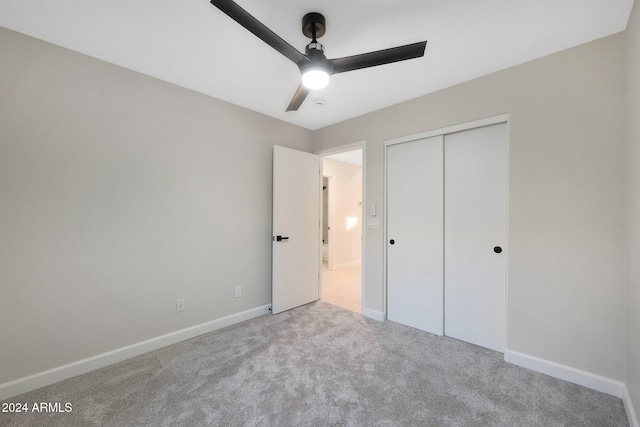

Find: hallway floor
321;261;361;313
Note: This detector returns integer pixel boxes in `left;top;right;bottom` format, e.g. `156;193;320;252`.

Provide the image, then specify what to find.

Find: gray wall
313;34;626;381
0;27;312;384
625;0;640;420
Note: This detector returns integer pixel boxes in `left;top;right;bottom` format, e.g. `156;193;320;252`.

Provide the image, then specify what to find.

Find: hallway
321;261;361;313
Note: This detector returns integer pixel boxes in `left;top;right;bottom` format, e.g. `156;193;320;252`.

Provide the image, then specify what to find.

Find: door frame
383;114;510;343
322;175;336;272
315;141;366;313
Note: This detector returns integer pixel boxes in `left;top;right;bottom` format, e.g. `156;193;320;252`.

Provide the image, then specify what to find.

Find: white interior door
387;136;444;334
444;123;508;352
272;145;321;314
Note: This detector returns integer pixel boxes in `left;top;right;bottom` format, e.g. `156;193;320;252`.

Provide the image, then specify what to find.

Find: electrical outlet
176;299;185;312
235;286;242;298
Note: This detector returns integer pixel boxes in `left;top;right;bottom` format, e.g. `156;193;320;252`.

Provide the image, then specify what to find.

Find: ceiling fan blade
210;0;309;66
286;84;311;112
331;41;427;74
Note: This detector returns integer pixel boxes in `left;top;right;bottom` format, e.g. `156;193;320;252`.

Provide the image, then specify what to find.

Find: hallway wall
322;158;363;267
624;0;640;423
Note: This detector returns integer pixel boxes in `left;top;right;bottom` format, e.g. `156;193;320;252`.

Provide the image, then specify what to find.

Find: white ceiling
0;0;634;130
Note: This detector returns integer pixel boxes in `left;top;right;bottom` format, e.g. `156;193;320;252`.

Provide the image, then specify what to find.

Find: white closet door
444;123;507;352
387;136;444;335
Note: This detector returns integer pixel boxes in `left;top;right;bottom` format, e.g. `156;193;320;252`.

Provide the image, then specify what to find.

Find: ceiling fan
210;0;428;111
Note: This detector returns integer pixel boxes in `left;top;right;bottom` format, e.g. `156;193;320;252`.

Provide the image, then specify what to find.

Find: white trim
362;307;385;322
360;143;367;316
315;141;366;157
333;260;362;270
318;155;324;299
0;304;271;401
383;148;387;321
624;384;640;427
503;119;511;352
324;175;336;271
504;349;625;398
385;114;510;147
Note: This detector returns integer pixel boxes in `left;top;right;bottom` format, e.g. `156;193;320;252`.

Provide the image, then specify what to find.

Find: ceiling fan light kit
210;0;427;111
301;69;330;90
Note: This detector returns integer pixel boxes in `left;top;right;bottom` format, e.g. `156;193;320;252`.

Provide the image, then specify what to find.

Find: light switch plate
367;218;380;229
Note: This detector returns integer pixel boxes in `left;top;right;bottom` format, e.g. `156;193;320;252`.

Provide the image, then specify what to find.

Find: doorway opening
320;148;363;313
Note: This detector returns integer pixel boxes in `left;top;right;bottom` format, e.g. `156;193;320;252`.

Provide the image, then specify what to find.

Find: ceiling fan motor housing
301;12;334;75
301;46;335;75
302;12;326;39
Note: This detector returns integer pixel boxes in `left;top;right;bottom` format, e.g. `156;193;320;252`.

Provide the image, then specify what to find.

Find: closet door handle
390;239;395;245
493;246;502;254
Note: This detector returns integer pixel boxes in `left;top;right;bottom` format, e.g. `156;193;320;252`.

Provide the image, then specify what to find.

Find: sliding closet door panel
387;136;444;334
444;123;507;352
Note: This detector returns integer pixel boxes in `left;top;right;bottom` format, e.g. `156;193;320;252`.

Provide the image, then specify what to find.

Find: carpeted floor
0;301;629;426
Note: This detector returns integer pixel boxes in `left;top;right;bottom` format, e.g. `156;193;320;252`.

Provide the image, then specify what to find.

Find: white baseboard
504;349;624;398
624;384;640;427
333;260;362;270
0;304;271;401
362;306;385;322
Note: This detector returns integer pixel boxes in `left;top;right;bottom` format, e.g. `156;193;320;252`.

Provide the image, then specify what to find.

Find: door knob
493;246;502;253
275;235;289;242
390;239;395;245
